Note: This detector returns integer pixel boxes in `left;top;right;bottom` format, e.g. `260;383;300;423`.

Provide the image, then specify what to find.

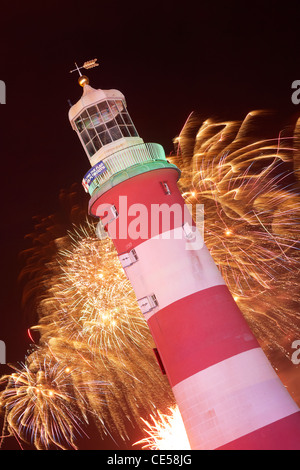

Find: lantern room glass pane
95;123;106;134
110;126;122;140
106;118;117;129
86;142;95;157
121;113;132;125
128;125;138;137
81;129;90;145
115;114;125;125
120;126;130;137
92;136;102;151
88;106;103;127
99;130;112;146
80;110;92;130
98;101;112;122
108;101;119;116
87;105;98;116
75;116;84;133
87;127;96;139
115;100;124;112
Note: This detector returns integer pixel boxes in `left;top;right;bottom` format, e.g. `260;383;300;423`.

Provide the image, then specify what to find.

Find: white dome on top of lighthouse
68;78;125;123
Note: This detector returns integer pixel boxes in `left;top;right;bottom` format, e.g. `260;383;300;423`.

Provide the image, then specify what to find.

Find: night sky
0;0;300;451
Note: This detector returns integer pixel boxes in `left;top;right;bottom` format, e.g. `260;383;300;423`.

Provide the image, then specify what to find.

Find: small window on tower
182;222;196;241
161;181;171;195
137;294;159;315
110;205;119;219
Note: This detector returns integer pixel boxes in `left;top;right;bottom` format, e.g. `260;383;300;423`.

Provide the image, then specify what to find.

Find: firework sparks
135;406;191;450
1;219;174;449
53;227;148;354
0;349;100;450
170;110;300;361
38;224;174;437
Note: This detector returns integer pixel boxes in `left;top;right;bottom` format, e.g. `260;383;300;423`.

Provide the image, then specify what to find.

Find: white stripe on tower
172;348;299;449
123;226;225;321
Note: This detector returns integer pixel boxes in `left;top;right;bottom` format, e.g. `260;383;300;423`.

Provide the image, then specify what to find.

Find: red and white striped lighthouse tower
68;67;300;449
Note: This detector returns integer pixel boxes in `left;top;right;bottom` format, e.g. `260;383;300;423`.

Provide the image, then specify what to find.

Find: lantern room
69;76;143;167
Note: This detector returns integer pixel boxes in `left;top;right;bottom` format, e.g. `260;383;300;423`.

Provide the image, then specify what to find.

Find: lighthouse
68;66;300;450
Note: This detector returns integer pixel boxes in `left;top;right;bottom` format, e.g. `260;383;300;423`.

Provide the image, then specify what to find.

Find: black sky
0;0;300;450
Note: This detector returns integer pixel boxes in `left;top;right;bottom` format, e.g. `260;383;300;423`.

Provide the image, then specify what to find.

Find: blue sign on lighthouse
82;160;108;191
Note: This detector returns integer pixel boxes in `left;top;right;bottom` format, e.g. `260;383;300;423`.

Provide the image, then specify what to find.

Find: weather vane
70;59;99;77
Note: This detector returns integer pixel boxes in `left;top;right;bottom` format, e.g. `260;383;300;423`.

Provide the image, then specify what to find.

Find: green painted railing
83;142;168;195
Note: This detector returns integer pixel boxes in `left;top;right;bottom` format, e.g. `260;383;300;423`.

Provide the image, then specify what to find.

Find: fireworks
1;110;300;449
0;349;97;450
171;110;300;361
52;226;147;355
1;219;174;449
135;406;191;450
